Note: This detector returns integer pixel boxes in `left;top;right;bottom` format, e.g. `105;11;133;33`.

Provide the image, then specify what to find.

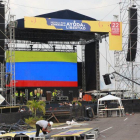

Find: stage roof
9;10;106;43
17;9;96;29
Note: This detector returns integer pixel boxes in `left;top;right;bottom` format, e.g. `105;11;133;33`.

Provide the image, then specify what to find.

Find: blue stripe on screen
6;62;77;81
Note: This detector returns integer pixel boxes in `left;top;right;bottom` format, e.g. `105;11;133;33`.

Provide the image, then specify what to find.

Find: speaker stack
0;4;5;63
46;91;52;101
126;6;137;61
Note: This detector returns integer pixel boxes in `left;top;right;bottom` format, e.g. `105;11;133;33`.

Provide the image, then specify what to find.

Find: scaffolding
4;1;16;105
114;0;140;98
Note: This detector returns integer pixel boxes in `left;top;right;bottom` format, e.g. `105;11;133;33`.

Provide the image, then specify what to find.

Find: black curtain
77;62;82;89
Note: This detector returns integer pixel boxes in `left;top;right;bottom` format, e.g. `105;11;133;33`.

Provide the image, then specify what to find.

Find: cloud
10;0;120;21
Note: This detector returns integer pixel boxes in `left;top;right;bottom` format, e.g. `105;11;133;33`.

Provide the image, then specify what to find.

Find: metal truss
96;41;100;91
5;40;86;45
4;0;16;105
114;0;140;98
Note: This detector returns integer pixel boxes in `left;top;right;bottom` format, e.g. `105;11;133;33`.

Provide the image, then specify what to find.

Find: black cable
112;71;140;86
100;4;119;21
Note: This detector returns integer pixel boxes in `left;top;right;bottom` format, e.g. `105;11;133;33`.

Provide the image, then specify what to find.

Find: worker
22;92;26;104
20;91;23;104
30;91;33;100
37;92;40;100
14;91;19;104
79;89;83;100
36;120;53;137
52;89;57;101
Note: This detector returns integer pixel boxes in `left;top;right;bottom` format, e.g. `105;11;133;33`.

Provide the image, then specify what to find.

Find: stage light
111;73;115;79
52;45;55;52
30;45;33;51
132;5;136;7
73;45;76;52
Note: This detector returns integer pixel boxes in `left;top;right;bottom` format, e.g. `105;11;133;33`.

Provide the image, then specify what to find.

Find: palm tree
27;100;45;117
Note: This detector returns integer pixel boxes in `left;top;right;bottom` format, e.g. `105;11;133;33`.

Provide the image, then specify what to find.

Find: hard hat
49;121;53;126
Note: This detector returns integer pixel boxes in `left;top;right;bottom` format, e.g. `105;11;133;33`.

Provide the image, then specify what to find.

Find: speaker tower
0;3;5;63
126;7;137;61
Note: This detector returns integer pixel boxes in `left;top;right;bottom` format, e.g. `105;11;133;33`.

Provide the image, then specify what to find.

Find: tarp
17;9;96;28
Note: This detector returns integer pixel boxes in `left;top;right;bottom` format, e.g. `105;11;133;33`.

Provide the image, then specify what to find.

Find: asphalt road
43;114;140;140
85;113;140;140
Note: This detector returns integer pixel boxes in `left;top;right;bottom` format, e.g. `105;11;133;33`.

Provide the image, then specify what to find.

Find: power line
100;4;119;20
99;50;116;71
76;3;119;10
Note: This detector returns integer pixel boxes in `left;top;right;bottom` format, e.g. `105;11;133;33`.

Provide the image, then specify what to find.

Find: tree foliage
27;100;45;117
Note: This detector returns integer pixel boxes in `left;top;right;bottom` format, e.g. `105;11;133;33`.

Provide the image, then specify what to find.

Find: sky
8;0;124;90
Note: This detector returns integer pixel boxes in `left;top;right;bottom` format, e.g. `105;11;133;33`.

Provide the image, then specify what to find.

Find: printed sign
111;22;120;35
46;18;91;31
24;17;122;50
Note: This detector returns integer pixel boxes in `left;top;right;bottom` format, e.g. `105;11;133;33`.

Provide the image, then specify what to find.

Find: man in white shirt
79;89;83;100
36;120;53;137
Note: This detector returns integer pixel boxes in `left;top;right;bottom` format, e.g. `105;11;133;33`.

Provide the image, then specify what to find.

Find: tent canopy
98;95;121;101
97;95;123;111
0;94;5;104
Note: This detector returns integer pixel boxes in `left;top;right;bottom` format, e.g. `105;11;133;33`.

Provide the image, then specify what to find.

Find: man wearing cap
36;120;53;137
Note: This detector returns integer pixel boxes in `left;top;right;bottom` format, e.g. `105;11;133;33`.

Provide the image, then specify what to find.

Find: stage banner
24;17;122;51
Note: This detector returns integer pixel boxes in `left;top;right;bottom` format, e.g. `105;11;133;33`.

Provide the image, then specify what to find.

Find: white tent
0;94;5;104
97;95;124;116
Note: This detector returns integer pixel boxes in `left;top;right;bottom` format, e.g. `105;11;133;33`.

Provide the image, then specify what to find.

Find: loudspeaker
0;4;5;63
85;107;93;118
103;74;111;85
68;90;73;101
126;7;137;61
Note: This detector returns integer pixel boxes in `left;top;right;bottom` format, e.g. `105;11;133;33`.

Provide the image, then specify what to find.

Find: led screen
6;51;78;87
